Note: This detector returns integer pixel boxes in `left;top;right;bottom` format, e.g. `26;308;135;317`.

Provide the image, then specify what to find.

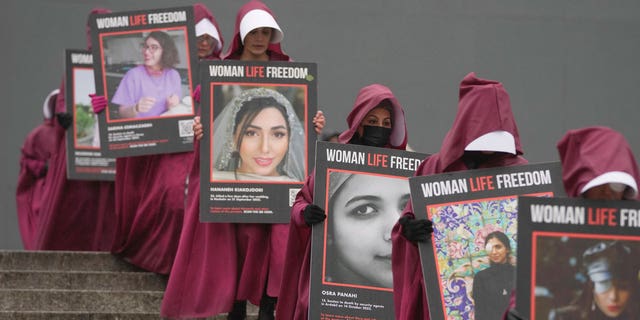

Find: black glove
506;308;526;320
303;204;326;226
56;112;73;129
399;216;433;243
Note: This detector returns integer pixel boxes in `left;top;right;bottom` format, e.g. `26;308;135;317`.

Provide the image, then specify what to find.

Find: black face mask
462;151;495;169
360;125;392;147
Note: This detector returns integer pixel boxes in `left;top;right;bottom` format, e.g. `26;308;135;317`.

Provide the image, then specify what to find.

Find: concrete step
0;311;163;320
0;250;144;272
0;270;167;291
0;311;259;320
0;289;163;313
0;251;264;319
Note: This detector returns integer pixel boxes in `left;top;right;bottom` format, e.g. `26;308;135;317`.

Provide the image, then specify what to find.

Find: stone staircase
0;250;259;319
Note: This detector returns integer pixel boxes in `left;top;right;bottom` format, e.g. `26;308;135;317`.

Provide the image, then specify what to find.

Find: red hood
223;0;289;61
437;72;523;170
194;3;224;60
338;84;407;150
557;126;640;198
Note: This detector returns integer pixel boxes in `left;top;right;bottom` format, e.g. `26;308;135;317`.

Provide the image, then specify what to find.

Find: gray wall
3;0;639;249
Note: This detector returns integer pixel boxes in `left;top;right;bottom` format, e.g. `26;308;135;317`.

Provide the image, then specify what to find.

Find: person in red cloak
106;4;224;275
34;8;116;251
222;0;289;62
557;126;639;201
158;4;231;318
224;2;325;319
276;83;408;320
16;89;59;250
502;126;640;320
223;8;290;316
391;72;528;320
193;3;224;61
161;2;326;319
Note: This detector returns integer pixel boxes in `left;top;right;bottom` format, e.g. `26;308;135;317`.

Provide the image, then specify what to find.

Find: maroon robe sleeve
501;290;517;320
392;200;430;320
391;158;432;320
391;159;438;320
276;172;315;320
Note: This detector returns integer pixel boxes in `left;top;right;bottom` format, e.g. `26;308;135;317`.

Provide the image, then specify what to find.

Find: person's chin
252;168;277;177
376;253;392;260
374;255;392;268
198;49;213;57
250;46;267;55
603;305;624;316
490;257;505;264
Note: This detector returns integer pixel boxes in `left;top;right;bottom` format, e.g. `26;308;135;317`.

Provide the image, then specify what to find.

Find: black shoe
257;295;276;320
227;300;247;320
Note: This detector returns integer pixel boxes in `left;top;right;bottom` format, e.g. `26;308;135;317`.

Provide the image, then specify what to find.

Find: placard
410;162;565;320
309;141;427;319
199;60;317;223
90;7;198;156
516;196;640;319
64;49;116;180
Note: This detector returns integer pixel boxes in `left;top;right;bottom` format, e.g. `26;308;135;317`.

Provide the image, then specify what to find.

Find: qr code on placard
178;119;194;137
289;188;301;207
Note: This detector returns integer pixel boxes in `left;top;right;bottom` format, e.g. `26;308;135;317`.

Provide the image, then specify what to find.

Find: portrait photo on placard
210;84;306;183
101;28;193;121
427;195;523;320
426;194;552;320
324;170;409;290
534;234;640;320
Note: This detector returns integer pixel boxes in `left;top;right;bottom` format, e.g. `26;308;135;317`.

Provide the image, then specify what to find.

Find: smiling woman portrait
472;230;516;320
211;87;305;182
111;30;183;119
